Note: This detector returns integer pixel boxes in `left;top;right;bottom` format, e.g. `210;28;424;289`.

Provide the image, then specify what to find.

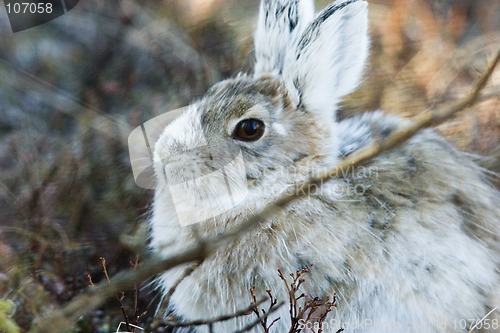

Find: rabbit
148;0;500;332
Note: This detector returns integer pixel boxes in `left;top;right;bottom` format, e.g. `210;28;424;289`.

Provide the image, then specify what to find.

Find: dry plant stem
30;246;208;333
278;268;309;333
232;301;285;333
250;287;281;333
302;296;337;333
101;257;131;331
131;255;146;325
278;266;338;333
163;297;268;327
150;261;201;329
86;274;94;287
28;51;500;333
317;297;337;333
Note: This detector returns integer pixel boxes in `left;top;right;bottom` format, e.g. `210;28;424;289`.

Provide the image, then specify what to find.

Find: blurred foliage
0;299;20;333
0;0;499;331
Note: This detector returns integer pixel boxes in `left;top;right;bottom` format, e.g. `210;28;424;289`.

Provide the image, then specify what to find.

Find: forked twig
250;287;282;332
231;301;285;333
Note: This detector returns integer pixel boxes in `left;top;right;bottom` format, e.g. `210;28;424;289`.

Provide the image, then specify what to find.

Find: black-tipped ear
282;0;369;118
254;0;314;76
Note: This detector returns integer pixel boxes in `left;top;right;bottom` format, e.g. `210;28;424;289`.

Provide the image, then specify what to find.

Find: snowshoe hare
149;0;500;332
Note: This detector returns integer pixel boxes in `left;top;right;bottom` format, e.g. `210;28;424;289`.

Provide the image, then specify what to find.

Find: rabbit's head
153;0;369;226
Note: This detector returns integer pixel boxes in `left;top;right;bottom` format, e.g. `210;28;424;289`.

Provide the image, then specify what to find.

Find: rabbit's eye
232;118;265;142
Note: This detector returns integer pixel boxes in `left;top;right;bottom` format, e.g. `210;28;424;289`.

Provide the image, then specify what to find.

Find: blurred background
0;0;499;331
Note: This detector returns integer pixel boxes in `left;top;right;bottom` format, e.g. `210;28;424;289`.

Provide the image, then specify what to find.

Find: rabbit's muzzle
161;141;242;185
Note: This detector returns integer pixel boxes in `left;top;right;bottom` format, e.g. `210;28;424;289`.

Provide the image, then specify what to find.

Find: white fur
254;0;315;76
282;0;369;116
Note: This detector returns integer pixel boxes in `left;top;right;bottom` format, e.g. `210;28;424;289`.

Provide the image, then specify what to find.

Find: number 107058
5;2;53;14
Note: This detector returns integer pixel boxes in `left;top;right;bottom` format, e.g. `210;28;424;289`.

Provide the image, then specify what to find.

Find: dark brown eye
232;118;265;142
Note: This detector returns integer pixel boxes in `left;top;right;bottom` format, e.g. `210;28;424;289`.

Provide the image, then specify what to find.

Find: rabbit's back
321;111;500;332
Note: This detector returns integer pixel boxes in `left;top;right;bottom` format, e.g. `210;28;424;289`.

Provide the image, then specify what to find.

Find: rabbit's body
149;0;500;332
151;109;499;332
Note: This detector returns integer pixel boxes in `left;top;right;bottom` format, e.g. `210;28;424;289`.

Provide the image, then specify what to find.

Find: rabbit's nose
162;143;242;185
164;141;241;167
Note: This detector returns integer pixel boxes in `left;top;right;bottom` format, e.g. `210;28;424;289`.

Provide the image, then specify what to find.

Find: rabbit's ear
283;0;369;117
254;0;314;76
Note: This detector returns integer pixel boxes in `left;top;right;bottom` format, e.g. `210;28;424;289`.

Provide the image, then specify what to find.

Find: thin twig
163;297;268;327
131;255;142;324
101;257;131;331
468;306;498;333
86;274;94;287
231;301;285;333
149;261;201;329
250;287;281;333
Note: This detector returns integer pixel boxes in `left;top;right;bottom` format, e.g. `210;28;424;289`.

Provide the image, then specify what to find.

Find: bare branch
150;261;201;329
250;287;281;333
231;301;285;333
162;297;268;327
